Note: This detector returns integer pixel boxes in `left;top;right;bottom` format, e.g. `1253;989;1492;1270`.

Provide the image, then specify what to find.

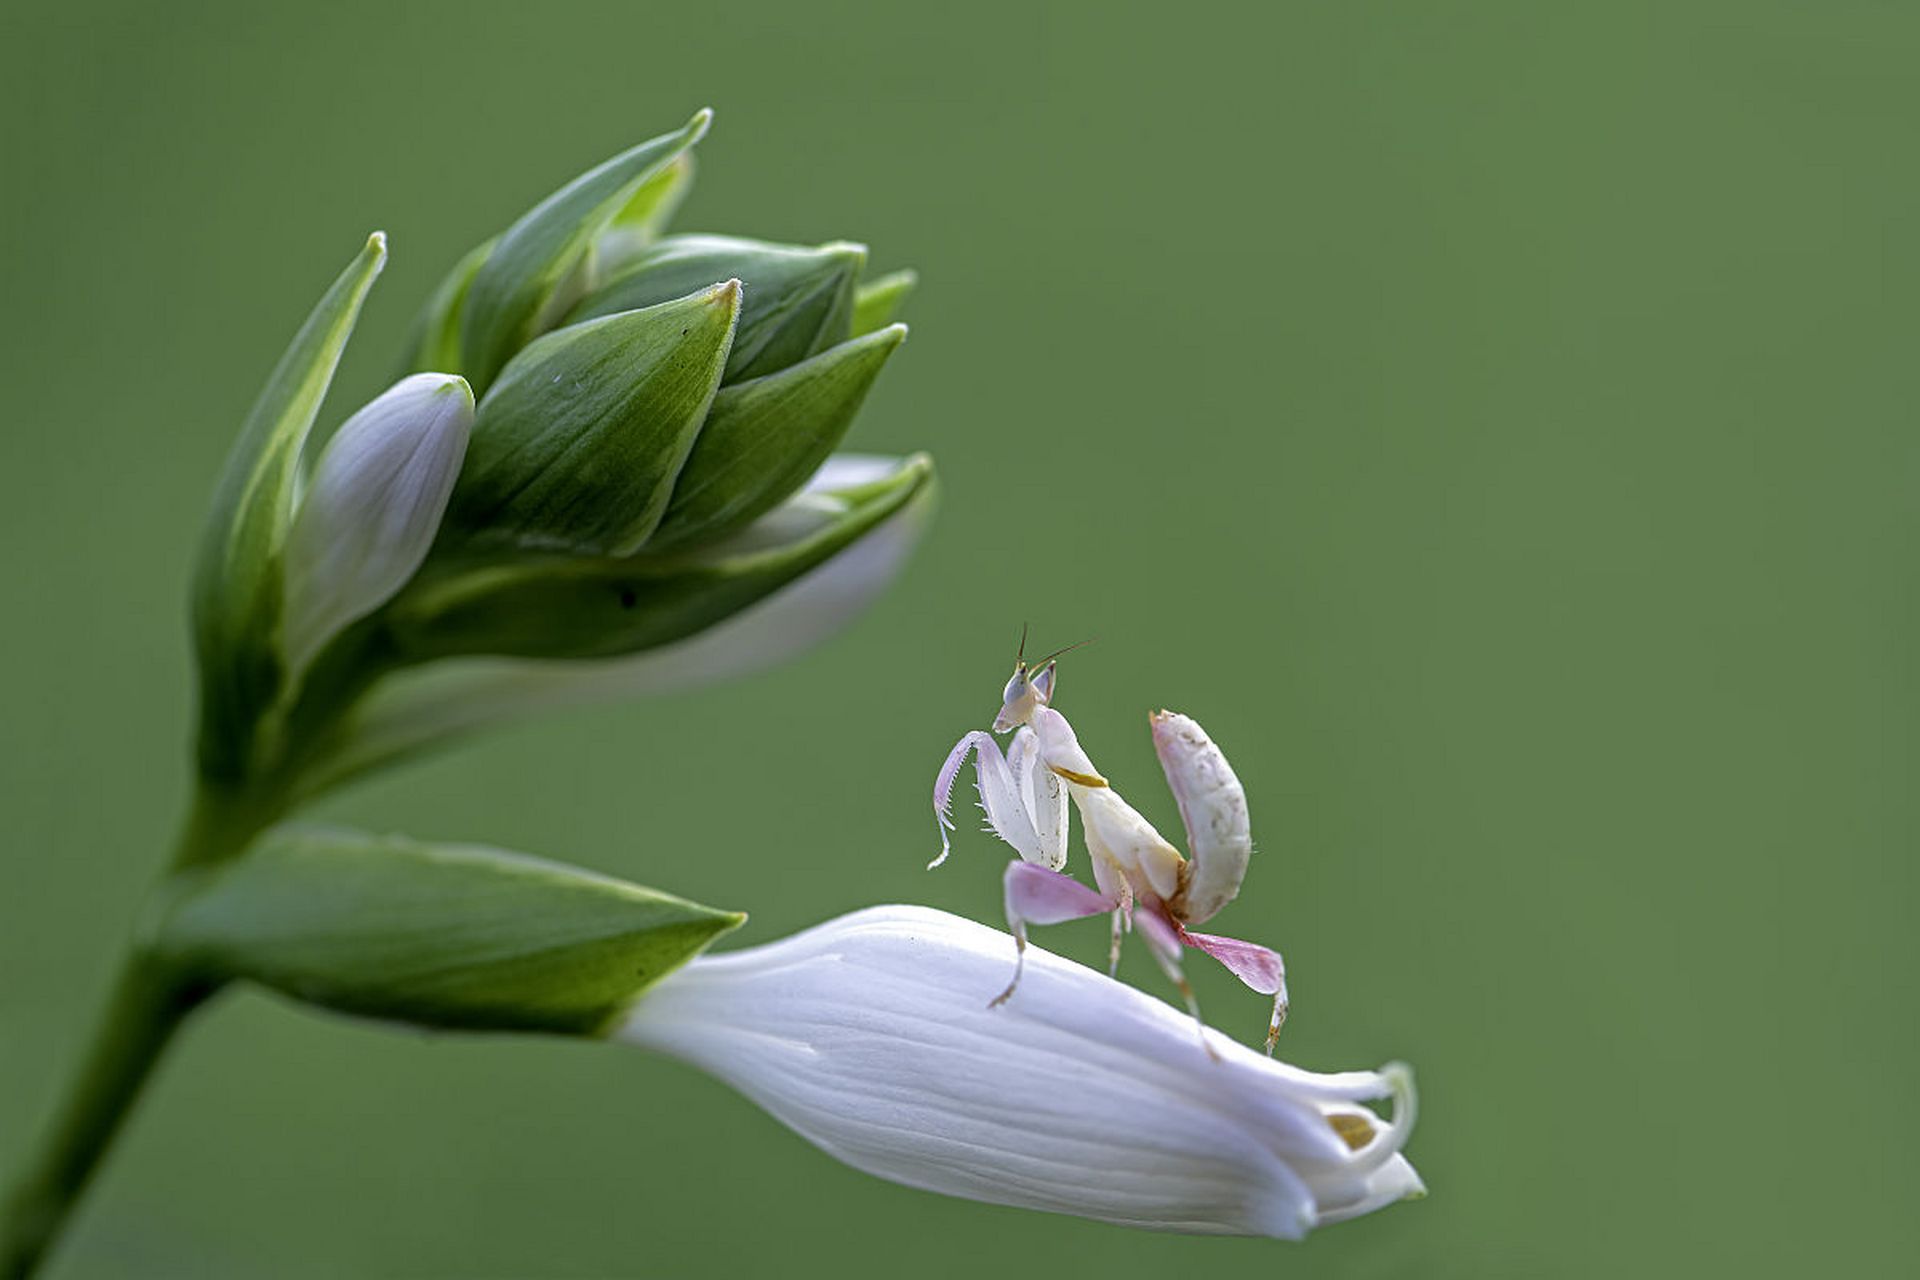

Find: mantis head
991;629;1089;733
992;661;1055;732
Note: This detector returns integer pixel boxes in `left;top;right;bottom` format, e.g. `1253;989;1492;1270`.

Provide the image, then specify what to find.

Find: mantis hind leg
1181;928;1289;1054
1132;904;1218;1061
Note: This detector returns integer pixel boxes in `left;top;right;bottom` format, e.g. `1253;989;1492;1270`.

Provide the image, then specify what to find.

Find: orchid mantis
931;638;1290;1054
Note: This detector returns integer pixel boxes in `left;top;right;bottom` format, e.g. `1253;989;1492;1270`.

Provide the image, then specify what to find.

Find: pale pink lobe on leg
992;861;1117;1008
1002;860;1115;936
1180;930;1286;994
1182;929;1291;1055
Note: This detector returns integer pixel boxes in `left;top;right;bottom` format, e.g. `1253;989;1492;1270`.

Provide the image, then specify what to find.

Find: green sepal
850;269;917;336
648;324;908;550
152;826;744;1036
459;110;711;395
191;233;386;783
568;234;863;384
592;152;696;277
439;282;741;557
387;453;932;661
397;237;494;376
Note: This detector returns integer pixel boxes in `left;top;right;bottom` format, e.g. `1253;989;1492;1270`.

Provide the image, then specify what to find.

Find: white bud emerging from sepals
280;373;473;675
617;905;1422;1238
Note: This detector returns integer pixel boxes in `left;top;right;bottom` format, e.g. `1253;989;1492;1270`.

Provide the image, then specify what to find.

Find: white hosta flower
619;905;1422;1238
281;373;473;673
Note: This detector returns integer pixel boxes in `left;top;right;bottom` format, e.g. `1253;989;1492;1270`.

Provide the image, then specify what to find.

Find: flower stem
0;963;210;1279
0;784;271;1279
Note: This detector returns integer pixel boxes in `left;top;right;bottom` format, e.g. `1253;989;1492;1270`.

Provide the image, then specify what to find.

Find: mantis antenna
1030;636;1097;669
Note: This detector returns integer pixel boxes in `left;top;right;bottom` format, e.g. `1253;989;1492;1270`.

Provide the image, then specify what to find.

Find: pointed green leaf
440;281;740;557
592;152;696;276
154;826;744;1035
569;234;863;383
460;110;711;394
397;237;494;376
851;269;917;336
648;324;908;550
388;454;933;661
191;233;386;782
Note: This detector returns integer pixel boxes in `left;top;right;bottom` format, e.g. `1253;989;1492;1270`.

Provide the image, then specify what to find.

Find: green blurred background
2;1;1913;1275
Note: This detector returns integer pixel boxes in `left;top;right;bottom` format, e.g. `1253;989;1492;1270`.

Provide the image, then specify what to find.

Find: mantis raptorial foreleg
932;729;1052;869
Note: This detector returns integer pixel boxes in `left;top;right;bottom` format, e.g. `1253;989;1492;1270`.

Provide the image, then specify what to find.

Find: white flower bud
281;373;473;675
618;905;1422;1239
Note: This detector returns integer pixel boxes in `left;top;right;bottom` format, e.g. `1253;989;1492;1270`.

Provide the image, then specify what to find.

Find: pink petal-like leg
1182;929;1290;1054
993;860;1116;1007
1133;903;1218;1059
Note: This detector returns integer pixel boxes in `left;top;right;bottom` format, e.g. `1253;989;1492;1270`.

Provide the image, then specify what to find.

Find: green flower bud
385;452;930;663
851;269;918;337
152;826;742;1035
440;280;742;557
649;322;907;549
592;151;696;274
460;109;712;394
189;113;932;808
568;234;864;383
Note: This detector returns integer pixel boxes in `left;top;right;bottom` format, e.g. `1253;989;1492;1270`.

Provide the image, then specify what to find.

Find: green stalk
1;625;403;1274
0;784;273;1279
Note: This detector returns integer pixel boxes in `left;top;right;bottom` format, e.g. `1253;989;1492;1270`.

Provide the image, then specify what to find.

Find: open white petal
617;905;1420;1238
